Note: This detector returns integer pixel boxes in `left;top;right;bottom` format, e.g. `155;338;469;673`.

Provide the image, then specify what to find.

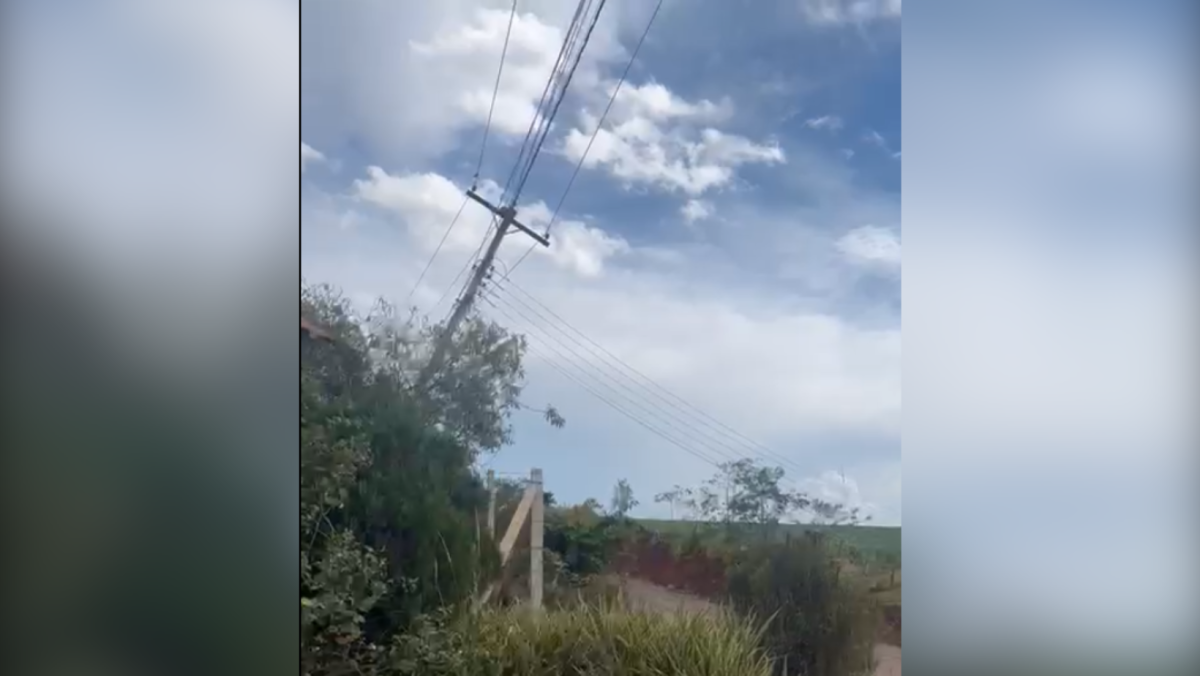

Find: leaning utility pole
417;189;549;390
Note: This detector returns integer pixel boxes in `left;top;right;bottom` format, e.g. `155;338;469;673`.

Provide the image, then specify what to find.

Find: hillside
636;519;902;564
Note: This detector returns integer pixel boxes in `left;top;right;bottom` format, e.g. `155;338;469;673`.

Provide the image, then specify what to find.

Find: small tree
808;499;869;527
654;484;687;519
610;478;638;518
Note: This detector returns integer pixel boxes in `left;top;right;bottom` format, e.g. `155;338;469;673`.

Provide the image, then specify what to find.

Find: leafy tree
654;484;688;519
609;478;638;518
299;281;564;671
808;499;869;527
301;282;564;458
666;459;870;543
721;459;807;527
675;459;810;532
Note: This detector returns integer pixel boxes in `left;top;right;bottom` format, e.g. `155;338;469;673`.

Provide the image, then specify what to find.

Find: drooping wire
490;276;816;482
478;291;728;470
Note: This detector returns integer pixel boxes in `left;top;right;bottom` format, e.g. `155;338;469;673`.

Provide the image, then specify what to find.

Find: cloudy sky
300;0;904;526
5;0;1194;659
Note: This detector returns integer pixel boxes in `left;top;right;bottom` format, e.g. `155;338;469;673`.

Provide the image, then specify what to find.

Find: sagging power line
489;276;818;482
477;282;818;497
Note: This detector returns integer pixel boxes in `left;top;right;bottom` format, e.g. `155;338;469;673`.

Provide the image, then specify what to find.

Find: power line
499;0;589;203
499;0;591;201
430;215;497;316
485;284;757;463
485;287;747;467
507;0;664;278
478;292;728;470
471;0;520;188
432;0;593;323
415;0;518;313
481;284;822;491
422;0;610;377
491;277;816;481
480;288;824;509
511;0;607;205
405;195;468;308
502;0;606;207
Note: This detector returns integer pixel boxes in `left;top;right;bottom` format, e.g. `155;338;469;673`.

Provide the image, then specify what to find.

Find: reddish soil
611;535;728;599
612;534;901;674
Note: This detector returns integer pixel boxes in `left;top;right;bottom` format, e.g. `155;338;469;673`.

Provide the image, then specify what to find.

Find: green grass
400;602;775;676
636;518;902;565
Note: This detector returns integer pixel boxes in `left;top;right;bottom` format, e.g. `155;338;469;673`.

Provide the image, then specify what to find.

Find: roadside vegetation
300;281;898;676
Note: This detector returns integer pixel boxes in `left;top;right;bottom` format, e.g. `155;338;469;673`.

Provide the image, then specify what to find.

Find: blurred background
2;1;298;674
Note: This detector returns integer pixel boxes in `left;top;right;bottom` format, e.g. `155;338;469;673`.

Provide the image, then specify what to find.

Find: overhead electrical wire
488;276;818;484
509;0;607;205
480;284;818;496
409;1;837;512
472;0;521;189
405;195;468;309
478;292;729;470
484;286;752;467
507;0;665;278
414;0;520;309
500;0;591;202
431;215;499;316
436;0;602;318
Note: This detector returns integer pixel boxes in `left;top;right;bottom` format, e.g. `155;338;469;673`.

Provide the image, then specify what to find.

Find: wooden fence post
530;468;544;610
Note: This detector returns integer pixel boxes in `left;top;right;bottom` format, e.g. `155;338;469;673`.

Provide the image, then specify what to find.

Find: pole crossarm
466;189;550;248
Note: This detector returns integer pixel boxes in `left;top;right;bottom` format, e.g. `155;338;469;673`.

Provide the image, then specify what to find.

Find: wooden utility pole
416;190;549;390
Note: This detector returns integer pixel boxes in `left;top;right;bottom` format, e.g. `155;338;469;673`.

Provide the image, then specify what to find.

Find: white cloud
800;470;878;518
562;84;785;196
351;166;628;279
301;0;633;162
409;8;567;137
804;115;843;132
609;81;733;123
800;0;902;26
306;187;901;436
836;225;901;270
861;129;887;148
301;142;324;172
680;199;714;224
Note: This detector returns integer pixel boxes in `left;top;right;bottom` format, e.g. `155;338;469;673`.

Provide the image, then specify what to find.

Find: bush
726;535;878;676
395;602;773;676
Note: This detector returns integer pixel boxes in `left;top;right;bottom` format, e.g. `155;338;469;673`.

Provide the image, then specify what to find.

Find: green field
636;519;901;565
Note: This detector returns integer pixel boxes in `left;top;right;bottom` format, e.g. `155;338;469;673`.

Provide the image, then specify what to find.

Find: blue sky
7;0;1192;659
301;0;905;526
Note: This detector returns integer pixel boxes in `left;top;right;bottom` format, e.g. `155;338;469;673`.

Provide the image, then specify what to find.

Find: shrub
726;535;878;676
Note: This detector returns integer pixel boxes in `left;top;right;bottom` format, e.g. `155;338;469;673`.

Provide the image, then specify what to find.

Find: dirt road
620;577;900;676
